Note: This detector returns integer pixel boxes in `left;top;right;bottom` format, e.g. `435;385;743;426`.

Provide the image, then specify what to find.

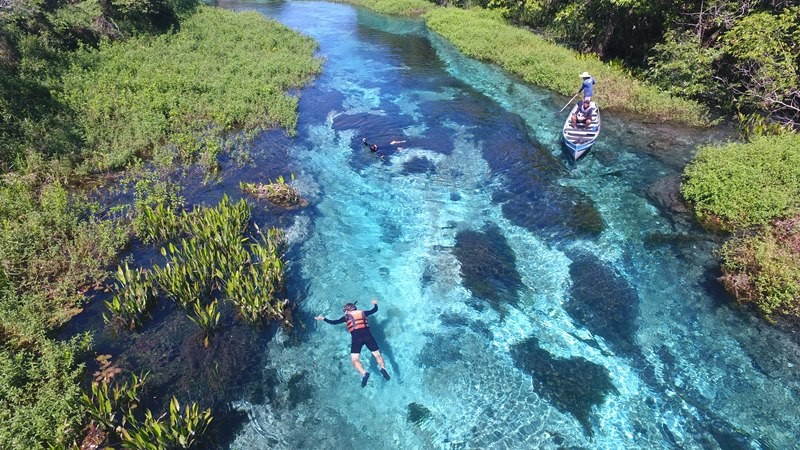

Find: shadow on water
364;315;401;379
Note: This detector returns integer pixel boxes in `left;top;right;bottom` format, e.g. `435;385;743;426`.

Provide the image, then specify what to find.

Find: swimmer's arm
364;300;378;316
315;315;347;324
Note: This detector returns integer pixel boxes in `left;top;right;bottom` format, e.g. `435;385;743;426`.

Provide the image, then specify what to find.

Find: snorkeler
361;137;379;152
315;298;390;387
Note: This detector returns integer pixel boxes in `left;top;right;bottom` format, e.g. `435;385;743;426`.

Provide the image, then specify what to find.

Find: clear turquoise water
118;1;800;448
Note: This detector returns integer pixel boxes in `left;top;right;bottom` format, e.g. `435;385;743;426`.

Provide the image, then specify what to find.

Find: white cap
579;71;591;78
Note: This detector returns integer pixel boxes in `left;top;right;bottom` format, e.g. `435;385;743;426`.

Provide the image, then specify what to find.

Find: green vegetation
682;134;800;319
83;372;213;449
720;220;800;318
682;134;800;231
332;0;433;16
107;196;292;345
1;0;321;446
423;7;709;126
240;174;307;208
62;7;322;172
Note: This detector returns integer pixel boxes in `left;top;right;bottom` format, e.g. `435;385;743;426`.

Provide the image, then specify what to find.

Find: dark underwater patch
287;371;312;408
402;156;436;175
510;337;617;436
417;332;464;368
407;402;433;425
439;313;493;338
565;251;640;355
452;223;523;313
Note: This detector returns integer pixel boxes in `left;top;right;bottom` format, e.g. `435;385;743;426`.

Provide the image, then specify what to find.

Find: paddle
558;92;580;114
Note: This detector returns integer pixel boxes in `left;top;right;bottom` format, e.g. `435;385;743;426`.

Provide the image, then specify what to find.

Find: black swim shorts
350;329;379;353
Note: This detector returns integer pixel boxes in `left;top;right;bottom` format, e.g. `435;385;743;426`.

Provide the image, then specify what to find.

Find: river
77;1;800;448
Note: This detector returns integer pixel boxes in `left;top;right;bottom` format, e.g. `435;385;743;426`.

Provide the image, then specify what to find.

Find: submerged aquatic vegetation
188;299;222;348
240;174;307;208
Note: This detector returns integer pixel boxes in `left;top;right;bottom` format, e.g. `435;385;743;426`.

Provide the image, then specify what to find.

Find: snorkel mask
342;302;357;312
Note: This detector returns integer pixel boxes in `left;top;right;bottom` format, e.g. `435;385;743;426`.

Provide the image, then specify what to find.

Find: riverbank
0;5;321;448
334;0;710;127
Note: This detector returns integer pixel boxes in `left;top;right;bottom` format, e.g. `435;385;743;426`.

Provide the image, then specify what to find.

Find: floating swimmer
315;298;391;387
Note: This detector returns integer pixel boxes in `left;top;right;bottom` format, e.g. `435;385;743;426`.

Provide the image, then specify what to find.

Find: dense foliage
720;218;800;318
682;134;800;231
424;7;709;125
0;176;126;448
447;0;800;130
62;7;322;171
682;134;800;319
0;0;321;447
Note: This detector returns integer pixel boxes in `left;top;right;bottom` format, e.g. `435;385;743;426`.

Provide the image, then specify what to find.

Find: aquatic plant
82;372;148;432
104;263;157;330
120;397;213;450
188;299;222;348
240;174;307;208
224;227;290;325
82;371;212;449
135;201;183;245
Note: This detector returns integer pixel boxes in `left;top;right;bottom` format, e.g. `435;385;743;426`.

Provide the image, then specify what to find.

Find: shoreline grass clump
682;133;800;320
422;7;709;126
82;371;213;449
720;219;800;319
240;174;307;208
332;0;433;16
682;134;800;232
61;6;323;172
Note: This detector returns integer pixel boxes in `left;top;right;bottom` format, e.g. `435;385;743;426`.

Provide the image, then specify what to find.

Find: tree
720;6;800;127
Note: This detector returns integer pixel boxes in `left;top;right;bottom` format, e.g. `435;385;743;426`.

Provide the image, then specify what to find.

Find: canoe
562;102;600;161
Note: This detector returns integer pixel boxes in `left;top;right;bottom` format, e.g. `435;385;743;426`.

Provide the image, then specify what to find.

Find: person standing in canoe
315;298;390;387
577;71;596;102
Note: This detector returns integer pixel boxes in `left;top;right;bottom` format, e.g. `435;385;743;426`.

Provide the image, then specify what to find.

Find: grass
423;7;710;126
720;217;800;319
61;6;323;171
683;133;800;320
335;1;710;126
331;0;433;16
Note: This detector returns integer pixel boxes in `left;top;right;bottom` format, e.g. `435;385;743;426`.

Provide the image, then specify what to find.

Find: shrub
682;134;800;231
720;217;800;318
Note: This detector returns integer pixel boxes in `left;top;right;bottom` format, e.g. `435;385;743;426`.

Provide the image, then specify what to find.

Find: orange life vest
345;310;369;333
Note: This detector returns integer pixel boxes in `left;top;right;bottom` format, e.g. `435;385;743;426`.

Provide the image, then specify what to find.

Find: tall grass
61;6;323;171
423;7;709;126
